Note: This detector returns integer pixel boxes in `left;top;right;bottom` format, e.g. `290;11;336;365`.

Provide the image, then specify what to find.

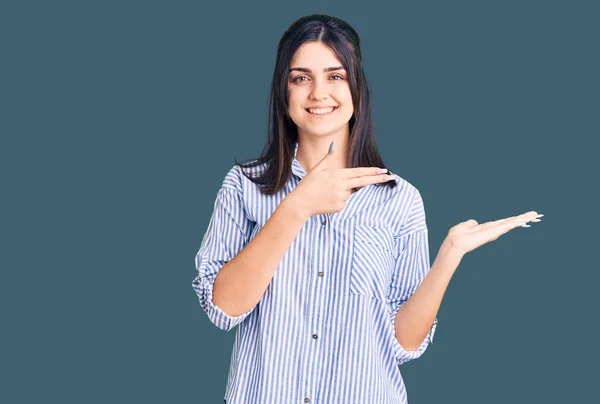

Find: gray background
1;0;598;403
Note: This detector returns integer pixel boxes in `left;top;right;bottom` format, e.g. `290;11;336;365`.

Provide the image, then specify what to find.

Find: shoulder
388;171;423;205
221;164;245;192
221;160;267;193
385;171;427;235
220;161;273;226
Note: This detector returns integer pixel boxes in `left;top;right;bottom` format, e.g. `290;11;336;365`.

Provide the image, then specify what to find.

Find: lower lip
306;107;338;117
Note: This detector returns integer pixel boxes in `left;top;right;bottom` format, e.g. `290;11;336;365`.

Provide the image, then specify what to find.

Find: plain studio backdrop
1;1;598;403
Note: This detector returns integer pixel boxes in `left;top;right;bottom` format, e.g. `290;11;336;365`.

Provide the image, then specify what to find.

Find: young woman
192;14;542;404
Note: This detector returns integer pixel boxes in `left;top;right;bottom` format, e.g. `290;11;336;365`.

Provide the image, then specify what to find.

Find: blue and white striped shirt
193;141;438;404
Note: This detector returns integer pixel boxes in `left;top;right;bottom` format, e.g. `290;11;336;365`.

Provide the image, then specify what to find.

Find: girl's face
287;41;354;139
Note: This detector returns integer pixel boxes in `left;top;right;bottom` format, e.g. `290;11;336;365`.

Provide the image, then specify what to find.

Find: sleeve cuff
192;275;255;331
192;253;256;331
389;302;438;366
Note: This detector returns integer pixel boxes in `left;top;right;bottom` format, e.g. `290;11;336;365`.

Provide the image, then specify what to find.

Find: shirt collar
291;140;307;179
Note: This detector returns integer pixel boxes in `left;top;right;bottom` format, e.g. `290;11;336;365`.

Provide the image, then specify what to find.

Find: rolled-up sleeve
387;188;438;366
192;166;256;331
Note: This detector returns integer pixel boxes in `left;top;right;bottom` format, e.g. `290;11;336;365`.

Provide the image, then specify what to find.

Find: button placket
314;218;324;341
302;215;327;404
318;215;327;279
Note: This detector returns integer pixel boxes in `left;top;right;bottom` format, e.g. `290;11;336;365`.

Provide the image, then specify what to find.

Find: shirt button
318;271;324;277
312;333;318;339
321;218;327;225
304;398;310;403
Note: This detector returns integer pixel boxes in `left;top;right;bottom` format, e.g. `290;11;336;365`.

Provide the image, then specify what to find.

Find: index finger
345;172;395;190
339;167;387;179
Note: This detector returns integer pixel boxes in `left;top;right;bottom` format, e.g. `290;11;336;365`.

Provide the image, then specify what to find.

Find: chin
305;125;347;137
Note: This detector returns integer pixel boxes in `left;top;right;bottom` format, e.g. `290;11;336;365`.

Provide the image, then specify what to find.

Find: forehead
290;41;343;68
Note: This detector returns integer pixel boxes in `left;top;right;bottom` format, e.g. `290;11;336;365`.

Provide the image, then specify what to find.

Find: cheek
338;95;354;114
286;99;303;124
287;92;303;111
335;87;353;108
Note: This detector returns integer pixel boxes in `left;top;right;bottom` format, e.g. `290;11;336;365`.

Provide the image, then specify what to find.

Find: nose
309;76;328;100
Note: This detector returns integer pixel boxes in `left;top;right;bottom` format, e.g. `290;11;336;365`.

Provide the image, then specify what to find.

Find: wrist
280;193;310;224
436;240;465;270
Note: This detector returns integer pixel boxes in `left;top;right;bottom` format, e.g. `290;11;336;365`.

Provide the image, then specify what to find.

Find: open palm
446;211;543;256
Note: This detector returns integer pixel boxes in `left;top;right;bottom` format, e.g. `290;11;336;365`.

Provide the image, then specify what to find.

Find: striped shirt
192;141;438;404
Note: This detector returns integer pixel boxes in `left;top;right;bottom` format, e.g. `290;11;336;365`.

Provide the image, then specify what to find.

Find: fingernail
328;141;334;153
531;219;541;222
521;224;531;227
537;213;544;217
376;168;388;174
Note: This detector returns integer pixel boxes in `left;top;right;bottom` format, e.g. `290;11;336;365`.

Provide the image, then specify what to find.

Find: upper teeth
308;107;336;115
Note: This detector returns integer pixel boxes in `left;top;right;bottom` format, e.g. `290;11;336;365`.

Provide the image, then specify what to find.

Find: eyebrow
289;66;345;74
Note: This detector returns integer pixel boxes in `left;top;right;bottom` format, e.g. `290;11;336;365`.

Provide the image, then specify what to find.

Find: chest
249;215;399;303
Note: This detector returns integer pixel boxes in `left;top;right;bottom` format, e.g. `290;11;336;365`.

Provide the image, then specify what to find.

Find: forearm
212;195;308;317
394;241;464;350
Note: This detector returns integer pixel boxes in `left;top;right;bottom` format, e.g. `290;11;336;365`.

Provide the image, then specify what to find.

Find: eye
292;74;345;83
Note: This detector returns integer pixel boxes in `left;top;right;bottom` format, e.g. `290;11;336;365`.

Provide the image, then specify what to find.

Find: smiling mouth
305;106;339;116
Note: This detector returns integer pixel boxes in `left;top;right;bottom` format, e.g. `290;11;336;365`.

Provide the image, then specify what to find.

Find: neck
295;132;350;172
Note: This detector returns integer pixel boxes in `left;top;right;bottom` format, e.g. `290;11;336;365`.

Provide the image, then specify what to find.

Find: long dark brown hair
234;14;396;195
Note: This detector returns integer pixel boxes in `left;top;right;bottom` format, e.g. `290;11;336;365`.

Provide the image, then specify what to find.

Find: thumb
311;141;335;172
